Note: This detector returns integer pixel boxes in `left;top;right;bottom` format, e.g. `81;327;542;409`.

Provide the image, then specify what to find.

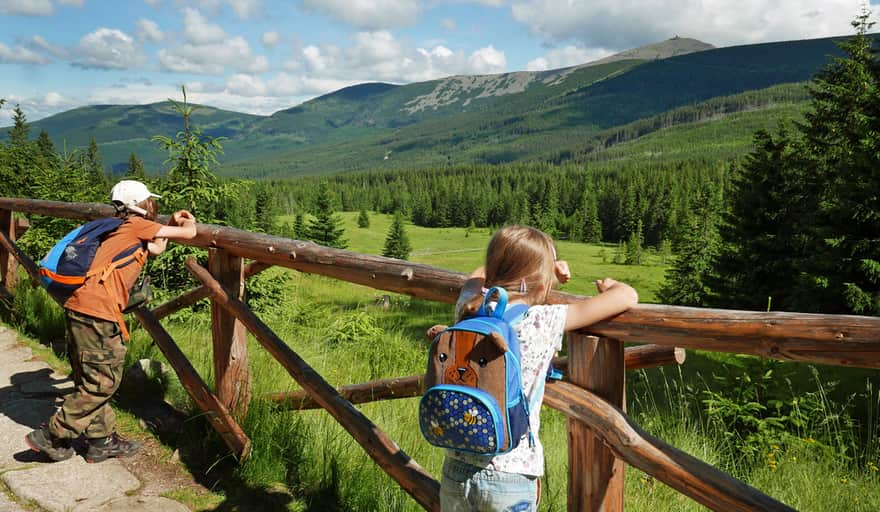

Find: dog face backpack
419;287;532;455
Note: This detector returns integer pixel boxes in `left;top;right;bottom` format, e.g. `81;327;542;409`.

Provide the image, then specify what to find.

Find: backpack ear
486;331;508;353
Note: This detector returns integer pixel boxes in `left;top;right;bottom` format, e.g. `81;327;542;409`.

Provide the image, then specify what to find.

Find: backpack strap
94;245;148;341
478;286;508;318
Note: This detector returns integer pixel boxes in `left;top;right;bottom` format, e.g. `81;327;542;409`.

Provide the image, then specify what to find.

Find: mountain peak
587;37;715;67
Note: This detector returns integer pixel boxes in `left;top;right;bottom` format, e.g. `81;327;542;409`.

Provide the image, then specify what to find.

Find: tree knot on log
267;246;276;254
288;251;296;260
400;268;414;281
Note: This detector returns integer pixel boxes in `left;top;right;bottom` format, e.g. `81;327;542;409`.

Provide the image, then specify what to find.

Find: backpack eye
478;357;488;367
439;353;447;362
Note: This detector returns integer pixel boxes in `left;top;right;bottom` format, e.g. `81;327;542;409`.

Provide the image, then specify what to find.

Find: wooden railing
2;197;879;512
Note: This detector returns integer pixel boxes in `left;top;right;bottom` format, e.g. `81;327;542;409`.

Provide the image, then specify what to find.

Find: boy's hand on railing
170;210;196;227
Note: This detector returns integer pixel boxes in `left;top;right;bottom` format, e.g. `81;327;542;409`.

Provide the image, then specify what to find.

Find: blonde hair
463;225;558;316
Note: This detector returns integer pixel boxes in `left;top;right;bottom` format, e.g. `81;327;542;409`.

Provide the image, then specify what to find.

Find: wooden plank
134;307;251;459
567;334;624;511
209;249;251;416
151;260;272;320
1;197;879;368
0;209;16;291
544;381;796;512
269;344;684;410
14;217;29;237
184;257;440;512
151;286;211;320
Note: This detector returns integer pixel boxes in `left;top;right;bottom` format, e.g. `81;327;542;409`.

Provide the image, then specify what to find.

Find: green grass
3;216;879;511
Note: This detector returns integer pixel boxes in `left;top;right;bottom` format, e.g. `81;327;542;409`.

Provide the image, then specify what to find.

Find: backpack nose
457;367;467;378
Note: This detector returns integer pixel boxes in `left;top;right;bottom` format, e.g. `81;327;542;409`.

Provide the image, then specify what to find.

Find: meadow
5;212;879;511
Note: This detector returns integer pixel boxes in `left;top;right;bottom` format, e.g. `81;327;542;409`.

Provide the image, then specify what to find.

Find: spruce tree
382;212;412;260
802;10;880;314
125;152;147;179
305;182;347;249
357;209;370;228
657;205;721;307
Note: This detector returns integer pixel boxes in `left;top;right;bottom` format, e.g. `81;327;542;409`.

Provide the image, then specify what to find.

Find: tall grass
3;216;878;510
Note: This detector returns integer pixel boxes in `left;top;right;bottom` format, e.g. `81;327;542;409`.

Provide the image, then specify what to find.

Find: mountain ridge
0;34;854;177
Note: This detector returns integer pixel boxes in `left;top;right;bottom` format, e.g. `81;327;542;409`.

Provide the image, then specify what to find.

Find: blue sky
0;0;872;122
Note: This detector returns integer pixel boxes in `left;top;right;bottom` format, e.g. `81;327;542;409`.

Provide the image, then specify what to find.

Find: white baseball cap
110;180;161;207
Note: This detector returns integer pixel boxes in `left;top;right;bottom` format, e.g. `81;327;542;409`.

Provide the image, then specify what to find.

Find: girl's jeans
440;458;539;512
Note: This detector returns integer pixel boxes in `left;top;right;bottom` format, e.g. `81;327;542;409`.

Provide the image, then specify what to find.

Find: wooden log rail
267;346;686;410
3;196;877;512
1;197;878;369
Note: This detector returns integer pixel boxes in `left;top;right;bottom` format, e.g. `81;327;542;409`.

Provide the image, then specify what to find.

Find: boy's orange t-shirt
64;216;163;322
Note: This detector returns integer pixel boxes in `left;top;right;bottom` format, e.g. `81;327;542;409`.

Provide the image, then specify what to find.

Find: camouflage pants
49;311;126;440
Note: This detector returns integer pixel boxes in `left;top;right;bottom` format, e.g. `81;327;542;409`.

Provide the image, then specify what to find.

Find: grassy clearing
3;213;878;511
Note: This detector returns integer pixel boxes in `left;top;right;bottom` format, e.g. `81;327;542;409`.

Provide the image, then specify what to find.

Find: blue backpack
39;218;144;303
419;287;533;455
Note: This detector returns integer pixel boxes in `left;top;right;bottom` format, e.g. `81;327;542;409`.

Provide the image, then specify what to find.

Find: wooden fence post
567;334;625;511
209;248;251;417
0;209;16;292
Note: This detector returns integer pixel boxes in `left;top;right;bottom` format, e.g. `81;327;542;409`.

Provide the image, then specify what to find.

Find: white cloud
525;45;612;71
226;73;268;96
0;42;51;64
300;0;420;30
510;0;862;50
144;0;161;7
27;35;68;59
72;28;143;69
182;7;226;44
0;0;53;16
227;0;260;19
467;45;506;74
158;36;268;74
441;17;456;31
136;18;165;43
58;0;85;6
0;91;78;122
287;31;507;84
261;31;279;48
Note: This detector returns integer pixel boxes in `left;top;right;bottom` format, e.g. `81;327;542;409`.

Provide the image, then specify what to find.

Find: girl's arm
564;278;638;331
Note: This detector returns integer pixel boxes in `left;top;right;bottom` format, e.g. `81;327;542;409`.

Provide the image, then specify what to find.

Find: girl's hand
555;260;571;284
595;278;620;293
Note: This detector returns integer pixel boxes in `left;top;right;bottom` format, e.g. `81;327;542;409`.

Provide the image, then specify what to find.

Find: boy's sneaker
25;425;74;462
85;433;141;463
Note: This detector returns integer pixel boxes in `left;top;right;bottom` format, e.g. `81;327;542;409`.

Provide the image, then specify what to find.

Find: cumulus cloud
467;45;506;74
0;42;51;64
0;91;79;122
72;28;143;69
261;31;279;48
286;30;507;84
526;45;612;71
159;36;268;74
0;0;53;16
136;18;165;43
228;0;261;19
183;7;226;44
510;0;862;50
300;0;420;30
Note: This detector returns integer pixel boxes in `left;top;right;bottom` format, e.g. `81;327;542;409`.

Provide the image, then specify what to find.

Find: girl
427;225;637;511
26;180;198;463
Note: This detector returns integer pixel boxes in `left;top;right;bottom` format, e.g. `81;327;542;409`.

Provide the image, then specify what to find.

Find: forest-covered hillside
0;34;852;176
